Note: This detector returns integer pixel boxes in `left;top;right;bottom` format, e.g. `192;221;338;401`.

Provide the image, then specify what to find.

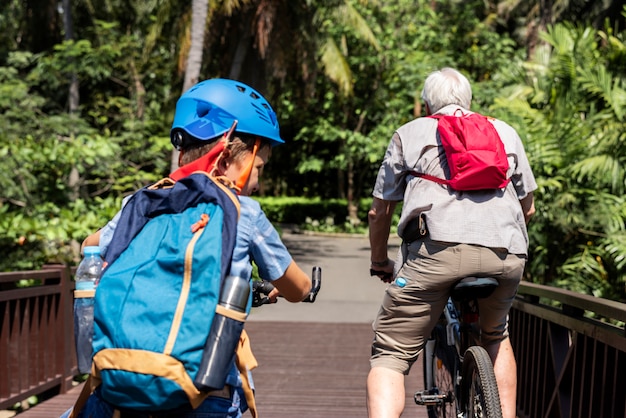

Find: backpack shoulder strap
104;172;239;265
409;114;449;184
410;172;448;185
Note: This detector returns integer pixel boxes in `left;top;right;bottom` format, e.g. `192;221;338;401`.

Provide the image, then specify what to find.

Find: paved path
249;230;399;324
248;230;426;417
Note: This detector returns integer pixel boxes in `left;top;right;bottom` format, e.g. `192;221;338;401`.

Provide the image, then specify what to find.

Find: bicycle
414;276;503;418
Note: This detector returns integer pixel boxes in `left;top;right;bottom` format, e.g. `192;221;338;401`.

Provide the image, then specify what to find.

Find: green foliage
0;39;171;270
254;196;371;225
1;0;626;303
492;21;626;302
253;196;401;235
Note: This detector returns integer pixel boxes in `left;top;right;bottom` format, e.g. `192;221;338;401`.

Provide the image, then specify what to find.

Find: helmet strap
170;140;225;181
235;138;261;192
170;121;237;182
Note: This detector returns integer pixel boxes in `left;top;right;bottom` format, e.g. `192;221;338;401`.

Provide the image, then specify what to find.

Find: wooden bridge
3;319;414;418
2;232;626;417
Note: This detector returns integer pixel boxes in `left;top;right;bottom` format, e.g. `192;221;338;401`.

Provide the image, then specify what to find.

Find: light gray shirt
373;105;537;255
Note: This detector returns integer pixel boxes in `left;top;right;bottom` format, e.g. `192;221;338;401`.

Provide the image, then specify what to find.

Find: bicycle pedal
414;391;445;406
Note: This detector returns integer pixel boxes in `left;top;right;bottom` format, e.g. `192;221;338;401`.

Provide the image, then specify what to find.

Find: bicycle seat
450;277;499;301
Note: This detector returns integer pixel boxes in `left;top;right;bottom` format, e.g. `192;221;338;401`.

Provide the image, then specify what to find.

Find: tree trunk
171;0;209;173
228;15;252;80
62;0;80;255
527;0;552;59
62;0;81;204
346;110;368;223
62;0;79;114
347;159;358;222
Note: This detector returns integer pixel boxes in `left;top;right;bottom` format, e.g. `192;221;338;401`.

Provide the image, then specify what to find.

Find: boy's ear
216;149;232;174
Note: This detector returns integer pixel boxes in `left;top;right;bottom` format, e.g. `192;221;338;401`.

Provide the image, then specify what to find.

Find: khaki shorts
370;238;526;375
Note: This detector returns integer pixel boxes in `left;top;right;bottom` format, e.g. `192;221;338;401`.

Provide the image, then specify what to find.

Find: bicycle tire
423;325;460;418
461;346;503;418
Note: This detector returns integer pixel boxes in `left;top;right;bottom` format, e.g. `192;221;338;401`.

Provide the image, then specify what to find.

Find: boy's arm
271;261;311;302
81;230;101;252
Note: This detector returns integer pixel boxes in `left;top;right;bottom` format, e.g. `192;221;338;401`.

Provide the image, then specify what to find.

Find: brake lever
303;266;322;303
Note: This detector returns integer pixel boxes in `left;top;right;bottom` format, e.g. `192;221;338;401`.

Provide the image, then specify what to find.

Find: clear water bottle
74;246;103;374
194;275;250;391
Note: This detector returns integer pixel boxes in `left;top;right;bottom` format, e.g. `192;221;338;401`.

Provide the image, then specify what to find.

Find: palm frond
320;38;353;97
585;192;626;234
578;65;626;120
333;1;380;51
220;0;251;16
601;231;626;271
568;155;625;194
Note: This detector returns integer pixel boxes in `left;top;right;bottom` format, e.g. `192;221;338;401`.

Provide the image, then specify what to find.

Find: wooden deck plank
12;382;84;418
13;321;427;417
247;321;426;418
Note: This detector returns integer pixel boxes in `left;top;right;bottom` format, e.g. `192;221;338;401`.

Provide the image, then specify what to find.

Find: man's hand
370;259;394;283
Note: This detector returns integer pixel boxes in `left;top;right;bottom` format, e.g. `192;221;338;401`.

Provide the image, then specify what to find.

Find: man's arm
368;197;396;282
520;192;535;224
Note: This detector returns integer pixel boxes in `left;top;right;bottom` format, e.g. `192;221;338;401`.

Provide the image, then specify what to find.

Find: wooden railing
510;281;626;418
0;265;77;410
1;265;626;416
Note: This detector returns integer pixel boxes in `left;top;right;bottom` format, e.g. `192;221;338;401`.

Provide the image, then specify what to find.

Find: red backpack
412;111;510;190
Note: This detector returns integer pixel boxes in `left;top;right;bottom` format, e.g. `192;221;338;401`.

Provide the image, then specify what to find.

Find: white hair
420;68;472;113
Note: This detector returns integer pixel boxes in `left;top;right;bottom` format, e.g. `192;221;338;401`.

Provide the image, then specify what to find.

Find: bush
253;196;401;235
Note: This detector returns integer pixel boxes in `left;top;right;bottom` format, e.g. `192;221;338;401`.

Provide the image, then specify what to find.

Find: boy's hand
267;287;280;303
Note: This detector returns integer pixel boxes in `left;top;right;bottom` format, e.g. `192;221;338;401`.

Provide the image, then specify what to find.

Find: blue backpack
91;172;240;410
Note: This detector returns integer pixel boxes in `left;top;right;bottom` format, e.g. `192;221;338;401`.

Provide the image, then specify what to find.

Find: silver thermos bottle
194;275;250;391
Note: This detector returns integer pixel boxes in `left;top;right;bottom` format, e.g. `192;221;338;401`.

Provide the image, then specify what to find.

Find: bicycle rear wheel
461;346;502;418
423;325;460;418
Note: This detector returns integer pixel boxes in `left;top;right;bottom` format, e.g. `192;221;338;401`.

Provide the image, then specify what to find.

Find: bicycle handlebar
251;280;275;307
370;268;393;282
252;266;322;307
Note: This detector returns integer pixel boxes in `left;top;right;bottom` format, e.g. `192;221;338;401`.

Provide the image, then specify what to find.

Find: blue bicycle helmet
170;78;284;149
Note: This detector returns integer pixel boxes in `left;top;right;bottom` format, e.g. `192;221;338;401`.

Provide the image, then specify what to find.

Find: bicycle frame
416;295;464;414
416;277;503;418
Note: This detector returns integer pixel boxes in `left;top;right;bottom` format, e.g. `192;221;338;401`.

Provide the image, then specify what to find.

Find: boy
66;78;313;418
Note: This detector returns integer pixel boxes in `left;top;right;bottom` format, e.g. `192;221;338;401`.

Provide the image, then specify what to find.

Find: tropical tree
494;0;624;58
170;0;210;172
0;3;176;269
188;0;384;221
491;20;626;301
